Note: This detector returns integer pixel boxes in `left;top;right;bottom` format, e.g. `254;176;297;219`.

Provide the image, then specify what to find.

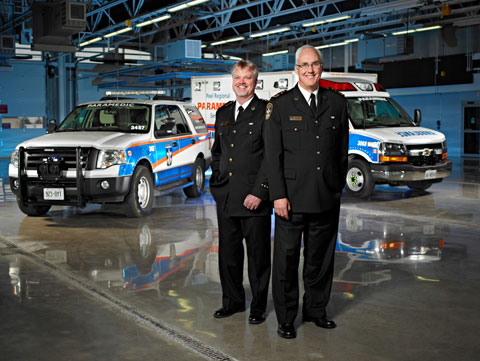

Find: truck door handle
191;139;196;144
172;142;178;147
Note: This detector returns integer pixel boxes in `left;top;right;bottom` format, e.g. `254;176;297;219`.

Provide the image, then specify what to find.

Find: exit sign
0;104;7;114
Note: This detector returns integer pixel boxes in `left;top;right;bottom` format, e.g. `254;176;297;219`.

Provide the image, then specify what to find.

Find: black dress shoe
303;314;337;329
248;312;266;324
277;323;296;339
213;306;246;319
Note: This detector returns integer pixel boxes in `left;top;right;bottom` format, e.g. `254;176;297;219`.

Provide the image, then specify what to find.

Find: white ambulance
191;71;452;198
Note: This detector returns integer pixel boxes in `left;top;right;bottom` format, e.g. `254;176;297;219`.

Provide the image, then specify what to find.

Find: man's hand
274;198;291;220
243;194;262;210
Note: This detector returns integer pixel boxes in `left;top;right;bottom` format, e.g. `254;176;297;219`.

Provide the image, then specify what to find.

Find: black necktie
236;106;244;121
310;93;317;114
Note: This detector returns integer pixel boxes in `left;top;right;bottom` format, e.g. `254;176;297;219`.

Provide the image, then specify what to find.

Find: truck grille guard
18;146;89;207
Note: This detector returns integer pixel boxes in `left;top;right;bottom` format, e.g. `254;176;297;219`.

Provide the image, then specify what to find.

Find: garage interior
1;1;480;360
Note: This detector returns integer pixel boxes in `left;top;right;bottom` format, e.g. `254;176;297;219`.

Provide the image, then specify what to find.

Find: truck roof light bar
104;90;166;96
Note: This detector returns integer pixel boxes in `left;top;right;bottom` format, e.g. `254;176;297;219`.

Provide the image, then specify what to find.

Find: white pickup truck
191;71;452;197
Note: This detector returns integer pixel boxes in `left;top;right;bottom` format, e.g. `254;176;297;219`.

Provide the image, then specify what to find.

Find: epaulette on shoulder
219;100;234;110
272;90;288;98
324;87;346;98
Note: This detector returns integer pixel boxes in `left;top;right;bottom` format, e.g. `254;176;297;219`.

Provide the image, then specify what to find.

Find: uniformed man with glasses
264;45;349;339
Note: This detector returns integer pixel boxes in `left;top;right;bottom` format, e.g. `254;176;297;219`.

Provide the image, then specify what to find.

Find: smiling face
295;47;323;92
232;66;257;104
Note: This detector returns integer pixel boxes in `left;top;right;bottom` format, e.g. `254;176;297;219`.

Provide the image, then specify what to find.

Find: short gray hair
231;60;259;81
295;45;323;66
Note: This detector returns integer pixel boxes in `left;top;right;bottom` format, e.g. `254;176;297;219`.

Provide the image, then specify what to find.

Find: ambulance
191;71;452;198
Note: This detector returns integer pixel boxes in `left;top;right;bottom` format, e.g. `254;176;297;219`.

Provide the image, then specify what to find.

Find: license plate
43;188;64;200
425;170;437;179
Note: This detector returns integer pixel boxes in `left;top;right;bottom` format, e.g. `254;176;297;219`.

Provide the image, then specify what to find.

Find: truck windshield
347;97;414;129
56;103;151;133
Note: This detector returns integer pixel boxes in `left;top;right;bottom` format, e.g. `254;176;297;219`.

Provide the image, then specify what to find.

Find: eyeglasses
296;61;322;69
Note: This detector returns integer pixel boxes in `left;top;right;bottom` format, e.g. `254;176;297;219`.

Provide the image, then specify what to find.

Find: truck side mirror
413;109;421;126
47;119;57;133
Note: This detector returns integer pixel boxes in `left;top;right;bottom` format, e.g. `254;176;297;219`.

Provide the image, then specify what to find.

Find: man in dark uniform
265;45;349;339
210;60;271;324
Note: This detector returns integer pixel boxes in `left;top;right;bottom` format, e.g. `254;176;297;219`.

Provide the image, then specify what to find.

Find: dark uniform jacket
265;84;349;213
210;94;270;216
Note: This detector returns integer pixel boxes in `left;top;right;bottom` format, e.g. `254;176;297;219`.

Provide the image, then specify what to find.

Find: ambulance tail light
319;79;355;91
374;83;386;92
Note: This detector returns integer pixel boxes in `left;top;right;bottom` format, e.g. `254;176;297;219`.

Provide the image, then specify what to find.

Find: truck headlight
96;149;127;169
379;142;407;162
11;149;19;168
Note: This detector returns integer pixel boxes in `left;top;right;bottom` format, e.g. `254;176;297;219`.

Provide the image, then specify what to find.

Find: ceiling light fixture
302;15;351;28
104;27;132;38
211;36;245;46
168;0;210;13
79;37;103;47
262;50;288;57
392;25;441;35
136;14;171;27
315;38;358;50
251;27;290;38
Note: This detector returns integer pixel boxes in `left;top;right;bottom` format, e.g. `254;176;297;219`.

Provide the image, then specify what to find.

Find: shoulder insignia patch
266;102;273;120
272;90;287;98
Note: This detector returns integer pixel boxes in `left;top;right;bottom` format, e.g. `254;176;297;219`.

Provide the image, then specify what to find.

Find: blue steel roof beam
181;0;345;38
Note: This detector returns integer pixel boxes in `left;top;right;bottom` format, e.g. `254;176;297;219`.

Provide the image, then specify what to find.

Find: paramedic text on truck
191;72;452;198
9;94;212;217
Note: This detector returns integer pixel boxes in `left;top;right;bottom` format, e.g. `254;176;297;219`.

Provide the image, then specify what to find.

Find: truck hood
16;131;148;150
358;126;446;145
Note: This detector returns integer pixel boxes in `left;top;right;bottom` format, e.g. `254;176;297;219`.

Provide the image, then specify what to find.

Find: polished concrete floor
1;158;479;361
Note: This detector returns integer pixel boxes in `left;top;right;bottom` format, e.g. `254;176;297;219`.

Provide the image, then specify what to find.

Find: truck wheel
408;181;433;191
16;197;51;216
124;165;154;217
183;158;205;198
345;159;375;198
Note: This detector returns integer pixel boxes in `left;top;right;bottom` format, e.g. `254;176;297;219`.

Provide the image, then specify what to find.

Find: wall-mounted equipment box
32;1;86;52
0;35;15;58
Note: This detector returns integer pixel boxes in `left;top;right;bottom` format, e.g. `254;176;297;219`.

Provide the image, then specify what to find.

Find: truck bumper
9;176;132;205
370;159;452;182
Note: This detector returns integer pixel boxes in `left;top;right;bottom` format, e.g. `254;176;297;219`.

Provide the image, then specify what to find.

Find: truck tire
183;158;205;198
124;165;154;217
16;197;51;216
408;181;433;191
345;159;375;198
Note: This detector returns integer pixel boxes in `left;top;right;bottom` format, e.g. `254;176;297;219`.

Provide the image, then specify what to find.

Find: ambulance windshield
347;97;414;129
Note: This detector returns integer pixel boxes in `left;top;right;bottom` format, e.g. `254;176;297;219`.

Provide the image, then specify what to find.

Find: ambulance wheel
345;159;375;198
408;181;433;191
16;197;51;216
124;165;154;217
183;158;205;198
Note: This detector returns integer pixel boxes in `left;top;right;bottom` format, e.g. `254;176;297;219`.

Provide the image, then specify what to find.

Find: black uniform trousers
217;210;271;313
272;204;340;324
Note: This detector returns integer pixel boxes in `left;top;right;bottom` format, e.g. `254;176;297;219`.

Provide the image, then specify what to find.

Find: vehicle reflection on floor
14;204;217;297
